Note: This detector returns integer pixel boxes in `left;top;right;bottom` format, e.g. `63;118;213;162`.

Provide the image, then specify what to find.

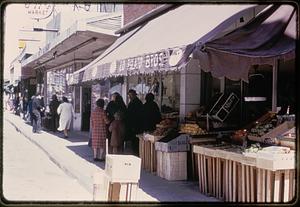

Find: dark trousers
51;114;59;132
131;136;139;156
32;110;41;133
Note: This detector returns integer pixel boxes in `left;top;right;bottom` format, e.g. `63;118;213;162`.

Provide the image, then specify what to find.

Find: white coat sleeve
57;104;62;115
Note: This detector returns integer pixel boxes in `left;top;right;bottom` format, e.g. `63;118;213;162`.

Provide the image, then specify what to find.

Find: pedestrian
105;92;127;152
91;98;110;161
13;96;20;116
57;96;74;138
109;111;126;154
32;94;42;133
27;96;34;125
143;93;162;132
22;97;28;120
126;89;143;155
49;94;60;132
40;96;46;119
106;92;126;121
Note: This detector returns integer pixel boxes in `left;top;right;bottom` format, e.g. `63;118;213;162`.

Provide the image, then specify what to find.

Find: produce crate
138;135;158;173
101;173;139;201
156;151;187;180
256;169;296;202
248;121;295;143
155;134;190;153
256;147;295;171
193;144;296;202
105;154;141;183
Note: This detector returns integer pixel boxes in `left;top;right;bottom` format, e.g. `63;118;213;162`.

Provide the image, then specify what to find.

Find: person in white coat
57;96;75;138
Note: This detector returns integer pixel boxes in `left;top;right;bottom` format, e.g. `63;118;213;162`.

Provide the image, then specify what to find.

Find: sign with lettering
25;4;54;20
115;49;171;74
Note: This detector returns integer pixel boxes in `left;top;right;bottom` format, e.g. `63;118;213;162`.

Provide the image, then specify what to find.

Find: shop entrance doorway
81;87;91;131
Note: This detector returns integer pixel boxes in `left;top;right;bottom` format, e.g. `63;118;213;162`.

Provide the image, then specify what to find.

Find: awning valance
181;5;296;82
71;4;264;84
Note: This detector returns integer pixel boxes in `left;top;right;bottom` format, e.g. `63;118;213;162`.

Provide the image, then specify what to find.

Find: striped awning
71;4;266;84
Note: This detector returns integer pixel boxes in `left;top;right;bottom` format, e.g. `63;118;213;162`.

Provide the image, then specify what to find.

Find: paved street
3;111;219;202
3;119;92;201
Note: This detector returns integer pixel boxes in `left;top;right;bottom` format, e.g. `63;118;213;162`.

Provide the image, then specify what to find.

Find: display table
193;144;295;202
138;134;162;173
188;137;217;180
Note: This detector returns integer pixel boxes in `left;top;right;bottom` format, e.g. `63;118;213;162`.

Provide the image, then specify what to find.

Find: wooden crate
156;151;187;180
164;151;187;181
156;150;164;178
248;121;295;143
93;173;139;201
105;154;141;183
139;137;157;173
194;144;296;202
256;169;295;202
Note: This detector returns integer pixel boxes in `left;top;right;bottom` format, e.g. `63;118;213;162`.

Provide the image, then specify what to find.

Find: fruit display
156;119;177;129
261;146;291;154
152;127;171;137
232;129;248;144
244;143;262;153
162;112;179;119
248;118;278;137
180;123;207;135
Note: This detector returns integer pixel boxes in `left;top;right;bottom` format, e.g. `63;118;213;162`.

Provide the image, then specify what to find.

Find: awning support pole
159;72;163;110
272;59;278;112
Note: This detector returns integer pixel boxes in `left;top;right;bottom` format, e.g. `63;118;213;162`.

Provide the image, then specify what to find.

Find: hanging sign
169;48;184;67
25;4;54;20
116;49;171;74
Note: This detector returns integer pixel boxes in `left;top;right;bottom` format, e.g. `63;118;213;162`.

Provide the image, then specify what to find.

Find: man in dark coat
143;93;162;132
126;89;143;155
32;94;42;133
49;94;60;132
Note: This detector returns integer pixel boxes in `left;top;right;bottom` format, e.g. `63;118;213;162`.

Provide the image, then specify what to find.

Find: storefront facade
72;4;265;125
21;8;122;131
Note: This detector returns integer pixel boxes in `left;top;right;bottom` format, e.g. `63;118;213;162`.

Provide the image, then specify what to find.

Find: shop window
46;65;74;105
98;3;123;13
127;72;180;112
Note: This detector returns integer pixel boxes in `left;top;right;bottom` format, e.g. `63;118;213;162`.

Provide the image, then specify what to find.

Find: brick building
123;4;162;25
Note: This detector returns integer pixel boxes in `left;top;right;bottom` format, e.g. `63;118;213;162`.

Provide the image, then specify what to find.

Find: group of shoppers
90;89;161;161
23;94;74;137
7;89;161;162
49;95;75;138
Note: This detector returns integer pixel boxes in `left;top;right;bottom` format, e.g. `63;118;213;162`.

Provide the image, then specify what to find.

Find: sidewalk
4;111;219;202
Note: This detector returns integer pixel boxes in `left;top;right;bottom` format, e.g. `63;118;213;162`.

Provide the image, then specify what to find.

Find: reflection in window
46;66;74;105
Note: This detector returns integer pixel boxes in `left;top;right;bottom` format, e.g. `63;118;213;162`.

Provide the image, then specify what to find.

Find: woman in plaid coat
91;99;109;161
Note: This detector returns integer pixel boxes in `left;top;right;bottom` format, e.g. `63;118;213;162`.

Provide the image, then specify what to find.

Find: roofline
115;4;181;35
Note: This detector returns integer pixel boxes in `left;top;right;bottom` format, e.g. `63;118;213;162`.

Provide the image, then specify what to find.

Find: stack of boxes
94;155;141;201
155;134;190;180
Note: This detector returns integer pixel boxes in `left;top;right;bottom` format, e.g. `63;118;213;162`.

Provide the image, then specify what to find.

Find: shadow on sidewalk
138;172;211;202
23;121;90;143
66;144;105;170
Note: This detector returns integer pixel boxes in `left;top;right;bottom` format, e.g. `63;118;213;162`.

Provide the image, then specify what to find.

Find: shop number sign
116;50;170;73
25;4;54;20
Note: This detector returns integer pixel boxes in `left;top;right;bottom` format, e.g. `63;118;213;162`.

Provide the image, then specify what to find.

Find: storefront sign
25;4;54;20
116;50;170;74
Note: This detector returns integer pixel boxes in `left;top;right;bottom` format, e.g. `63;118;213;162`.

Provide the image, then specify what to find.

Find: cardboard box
105;154;141;183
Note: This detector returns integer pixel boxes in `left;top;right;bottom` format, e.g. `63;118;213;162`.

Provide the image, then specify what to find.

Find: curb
5;117;93;194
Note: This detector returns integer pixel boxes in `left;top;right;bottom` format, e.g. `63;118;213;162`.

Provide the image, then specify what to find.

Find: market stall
191;111;295;202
